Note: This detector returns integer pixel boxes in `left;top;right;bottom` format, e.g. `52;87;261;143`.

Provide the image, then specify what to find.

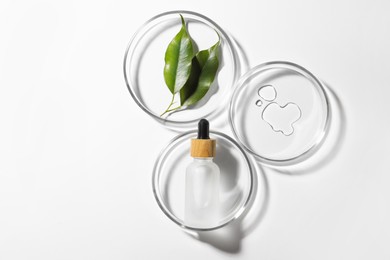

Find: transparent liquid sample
258;85;277;101
185;158;220;228
262;102;302;136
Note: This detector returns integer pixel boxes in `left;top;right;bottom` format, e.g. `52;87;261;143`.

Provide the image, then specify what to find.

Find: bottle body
185;157;220;228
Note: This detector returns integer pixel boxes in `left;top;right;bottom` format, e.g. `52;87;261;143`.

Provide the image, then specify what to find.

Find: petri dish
229;61;330;165
123;11;239;130
152;131;254;231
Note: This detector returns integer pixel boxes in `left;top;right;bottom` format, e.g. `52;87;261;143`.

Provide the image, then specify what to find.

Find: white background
1;0;390;259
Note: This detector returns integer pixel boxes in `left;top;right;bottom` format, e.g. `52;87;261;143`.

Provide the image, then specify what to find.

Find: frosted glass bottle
185;157;220;227
184;119;220;228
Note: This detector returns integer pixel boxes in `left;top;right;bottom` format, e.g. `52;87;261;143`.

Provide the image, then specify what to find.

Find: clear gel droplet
255;100;263;106
258;85;277;101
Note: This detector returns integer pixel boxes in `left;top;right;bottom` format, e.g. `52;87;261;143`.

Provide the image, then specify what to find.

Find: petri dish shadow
272;82;347;175
213;34;251;130
228;34;250;78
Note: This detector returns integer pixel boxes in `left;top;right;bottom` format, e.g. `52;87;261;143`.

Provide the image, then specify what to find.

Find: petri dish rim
152;130;255;231
229;60;331;166
123;10;239;129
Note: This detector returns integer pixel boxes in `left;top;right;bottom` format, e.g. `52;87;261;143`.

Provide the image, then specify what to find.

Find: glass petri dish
124;11;239;130
152;131;254;231
229;61;330;165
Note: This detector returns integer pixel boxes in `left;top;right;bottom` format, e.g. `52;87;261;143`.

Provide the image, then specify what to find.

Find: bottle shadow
186;139;269;253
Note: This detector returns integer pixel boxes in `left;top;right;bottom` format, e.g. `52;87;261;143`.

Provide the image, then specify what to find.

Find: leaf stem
160;95;181;117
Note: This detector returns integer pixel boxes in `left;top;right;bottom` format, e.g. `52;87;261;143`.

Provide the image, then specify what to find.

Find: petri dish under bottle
152;130;255;231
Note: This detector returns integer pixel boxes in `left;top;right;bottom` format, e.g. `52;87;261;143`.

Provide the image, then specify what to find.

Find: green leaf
180;39;220;107
163;15;194;94
179;57;201;105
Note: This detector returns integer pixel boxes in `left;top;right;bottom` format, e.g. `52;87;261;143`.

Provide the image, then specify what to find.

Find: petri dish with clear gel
152;131;254;231
123;11;239;130
229;61;330;166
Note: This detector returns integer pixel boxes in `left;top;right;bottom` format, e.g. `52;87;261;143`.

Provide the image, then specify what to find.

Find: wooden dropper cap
190;119;216;158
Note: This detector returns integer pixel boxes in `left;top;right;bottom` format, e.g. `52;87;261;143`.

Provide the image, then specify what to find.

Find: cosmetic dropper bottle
185;119;220;228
